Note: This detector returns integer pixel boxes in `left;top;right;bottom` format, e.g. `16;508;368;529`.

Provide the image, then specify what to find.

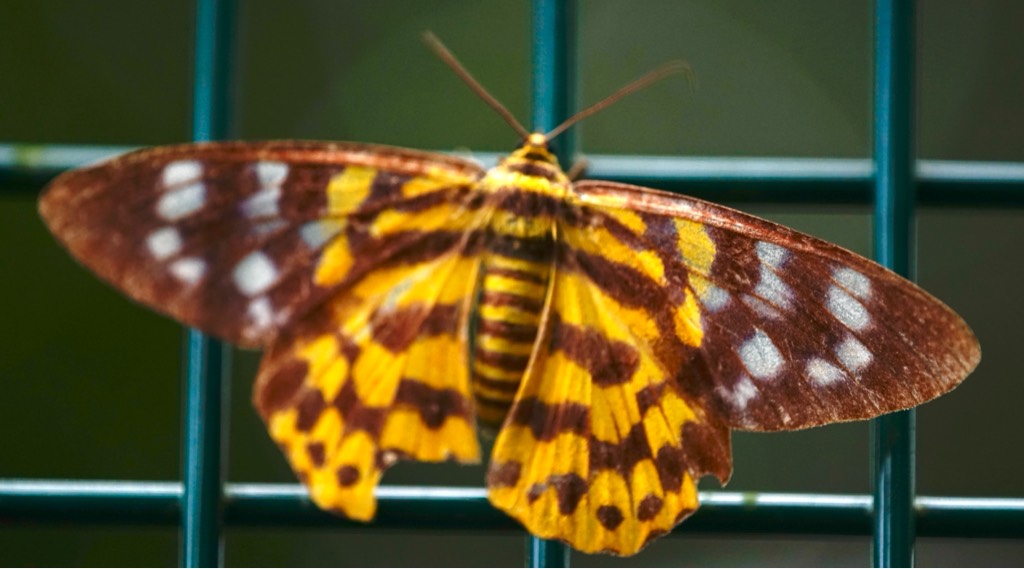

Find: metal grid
3;0;1024;567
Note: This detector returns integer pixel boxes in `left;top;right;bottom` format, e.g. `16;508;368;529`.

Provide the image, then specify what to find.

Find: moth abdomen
470;231;554;426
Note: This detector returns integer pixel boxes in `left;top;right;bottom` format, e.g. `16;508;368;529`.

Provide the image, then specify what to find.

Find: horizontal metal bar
3;143;1022;206
0;143;133;167
2;480;1021;538
0;144;135;189
0;480;181;525
585;155;1024;206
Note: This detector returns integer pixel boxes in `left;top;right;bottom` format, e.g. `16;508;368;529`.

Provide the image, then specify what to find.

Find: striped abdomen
469;149;567;426
470;235;553;426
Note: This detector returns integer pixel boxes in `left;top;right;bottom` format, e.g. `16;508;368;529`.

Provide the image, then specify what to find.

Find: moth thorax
479;143;571;199
470;238;554;427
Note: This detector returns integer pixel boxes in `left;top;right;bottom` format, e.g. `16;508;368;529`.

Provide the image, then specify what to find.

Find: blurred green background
2;1;1022;566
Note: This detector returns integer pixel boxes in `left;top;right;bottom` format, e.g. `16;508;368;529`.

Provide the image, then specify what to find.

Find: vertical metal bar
531;0;578;164
871;0;917;567
527;0;575;566
182;0;236;566
181;330;230;567
192;0;237;144
526;535;571;569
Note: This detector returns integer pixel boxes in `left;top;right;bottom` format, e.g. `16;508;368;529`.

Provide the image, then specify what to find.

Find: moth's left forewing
40;139;492;521
38;141;485;347
573;180;980;432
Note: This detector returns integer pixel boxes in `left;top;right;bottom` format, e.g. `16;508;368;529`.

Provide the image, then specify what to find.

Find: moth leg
566;157;589;181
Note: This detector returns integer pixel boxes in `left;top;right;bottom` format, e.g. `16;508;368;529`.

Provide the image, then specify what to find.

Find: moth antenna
544;61;693;141
423;31;531;140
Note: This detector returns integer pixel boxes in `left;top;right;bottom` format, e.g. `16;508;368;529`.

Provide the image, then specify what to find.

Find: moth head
510;133;559;166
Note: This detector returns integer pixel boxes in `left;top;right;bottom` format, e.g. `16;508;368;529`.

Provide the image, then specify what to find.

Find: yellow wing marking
569;225;667;286
675;291;703;349
675;218;717;303
326;165;376;216
571;194;718;350
312;167;382;287
602;207;647;237
314;234;355;288
400;164;476;199
562;207;707;349
314;200;475;288
371;200;481;238
295;335;349;402
316;167;478;288
555;270;660;352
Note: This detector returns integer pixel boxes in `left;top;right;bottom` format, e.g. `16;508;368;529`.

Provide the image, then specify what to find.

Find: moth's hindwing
487;194;732;555
254;232;489;519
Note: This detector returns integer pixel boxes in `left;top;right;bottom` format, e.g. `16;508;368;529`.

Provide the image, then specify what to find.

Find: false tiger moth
38;35;979;557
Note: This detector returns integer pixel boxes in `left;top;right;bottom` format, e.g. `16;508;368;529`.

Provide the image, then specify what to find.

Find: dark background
2;1;1022;566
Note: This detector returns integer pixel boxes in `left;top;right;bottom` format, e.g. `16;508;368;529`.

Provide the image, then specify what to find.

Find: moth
38;35;979;556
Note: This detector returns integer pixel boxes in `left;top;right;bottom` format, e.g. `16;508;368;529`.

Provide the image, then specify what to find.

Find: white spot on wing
756;241;789;268
739;329;784;379
247;296;274;330
252;219;288;236
255;161;289;186
834;267;872;299
233;251;278;296
727;376;758;410
379;450;399;467
828;285;871;330
162;160;202;188
169;256;205;284
742;294;783;319
146;227;182;260
837;335;872;372
241;185;281;219
700;284;731;312
754;265;793;309
806;358;846;385
157;182;206;220
300;220;342;250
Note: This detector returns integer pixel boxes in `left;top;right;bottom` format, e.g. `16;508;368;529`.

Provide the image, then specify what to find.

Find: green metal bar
4;481;1024;538
528;0;576;565
9;143;1024;206
531;0;578;163
182;0;236;567
181;331;231;567
526;531;571;568
0;480;182;525
871;0;917;567
191;0;237;144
